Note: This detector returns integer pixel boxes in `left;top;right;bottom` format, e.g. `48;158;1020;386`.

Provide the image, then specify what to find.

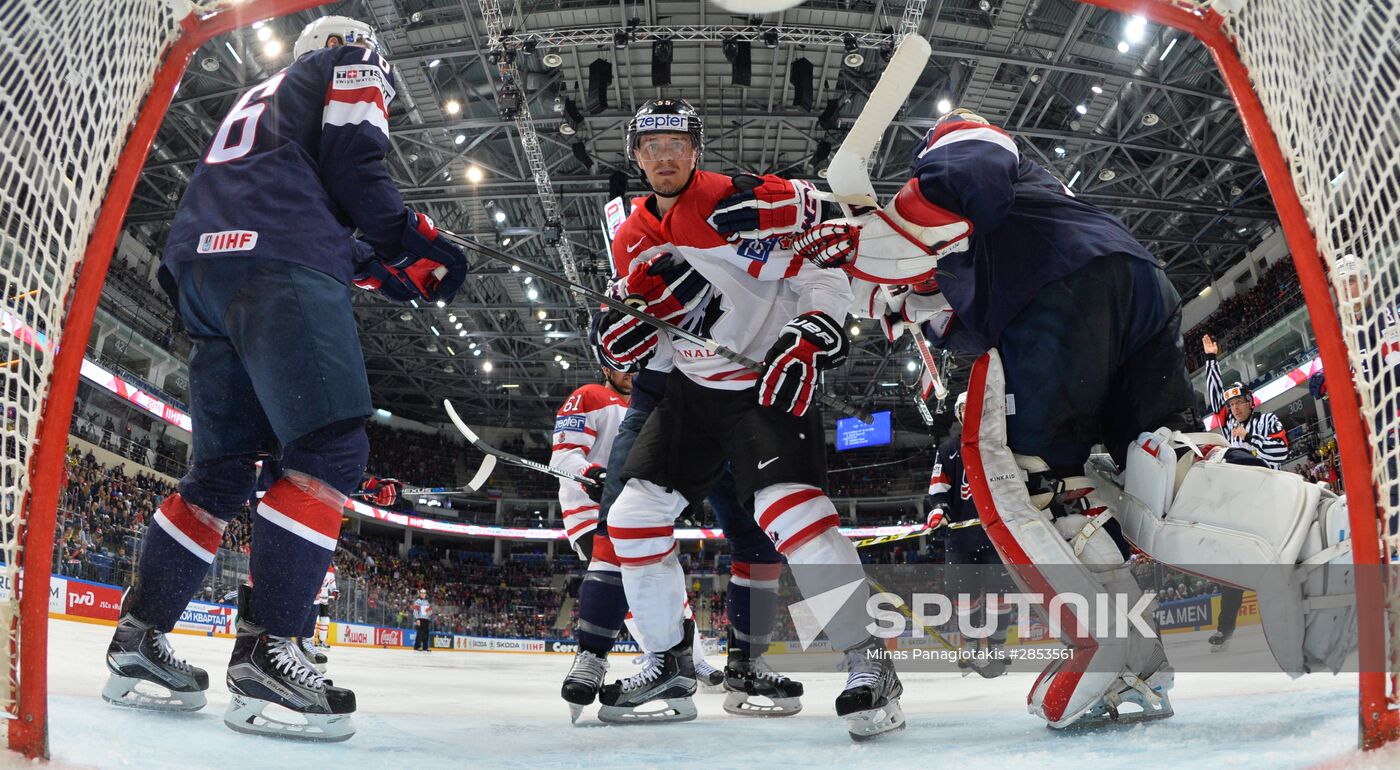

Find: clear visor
634;134;695;162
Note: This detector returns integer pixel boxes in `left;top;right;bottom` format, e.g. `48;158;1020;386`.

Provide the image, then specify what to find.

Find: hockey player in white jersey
594;98;902;741
296;564;339;672
773;108;1356;729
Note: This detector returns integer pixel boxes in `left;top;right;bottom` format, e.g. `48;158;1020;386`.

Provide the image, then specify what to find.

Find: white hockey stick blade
827;34;932;213
444;400;498;490
466;455;496;492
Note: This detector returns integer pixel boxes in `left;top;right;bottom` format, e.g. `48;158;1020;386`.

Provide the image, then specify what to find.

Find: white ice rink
17;618;1400;769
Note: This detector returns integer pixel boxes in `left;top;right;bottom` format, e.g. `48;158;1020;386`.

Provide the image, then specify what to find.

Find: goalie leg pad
961;351;1169;729
1097;429;1357;675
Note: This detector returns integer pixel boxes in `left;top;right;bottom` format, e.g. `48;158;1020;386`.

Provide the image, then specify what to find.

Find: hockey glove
794;179;971;283
759;311;850;417
388;209;470;303
354;260;425;303
710;173;819;240
580;464;607;504
849;278;954;343
596;307;659;371
925;505;946;532
622;254;711;322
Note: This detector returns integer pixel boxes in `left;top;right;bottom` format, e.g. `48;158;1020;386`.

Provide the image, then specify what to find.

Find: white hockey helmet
954;391;968;423
294;16;378;60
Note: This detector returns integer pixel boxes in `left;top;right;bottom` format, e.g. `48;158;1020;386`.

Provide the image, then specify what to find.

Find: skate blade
697;678;726;694
569;703;585;725
722;691;802;718
843;699;906;742
102;674;207;712
597;697;697;725
223;694;356;742
1209;642;1230;654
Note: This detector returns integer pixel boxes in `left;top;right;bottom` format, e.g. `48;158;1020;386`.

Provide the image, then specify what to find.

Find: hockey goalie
777;108;1357;729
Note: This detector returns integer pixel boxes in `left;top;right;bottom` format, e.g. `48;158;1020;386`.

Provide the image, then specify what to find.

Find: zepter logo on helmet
626;98;706;163
294;16;379;60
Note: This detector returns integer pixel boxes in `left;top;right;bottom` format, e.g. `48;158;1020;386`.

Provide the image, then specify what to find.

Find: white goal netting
1147;0;1400;745
0;0;219;744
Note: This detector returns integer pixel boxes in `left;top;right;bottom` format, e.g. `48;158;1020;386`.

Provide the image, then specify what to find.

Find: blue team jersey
164;44;404;285
911;118;1160;353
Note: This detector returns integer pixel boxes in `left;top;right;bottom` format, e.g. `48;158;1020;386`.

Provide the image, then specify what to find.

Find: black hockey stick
443;399;599;491
437;230;874;424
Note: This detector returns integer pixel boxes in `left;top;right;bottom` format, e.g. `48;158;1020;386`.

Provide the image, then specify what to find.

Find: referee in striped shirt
1202;334;1289;469
1200;334;1290;652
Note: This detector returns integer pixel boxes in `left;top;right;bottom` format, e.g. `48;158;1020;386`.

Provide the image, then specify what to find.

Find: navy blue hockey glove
759;311;849;417
387;210;469;302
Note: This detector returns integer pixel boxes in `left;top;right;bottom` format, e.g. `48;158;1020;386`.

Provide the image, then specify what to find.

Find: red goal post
1;0;327;759
1076;0;1400;750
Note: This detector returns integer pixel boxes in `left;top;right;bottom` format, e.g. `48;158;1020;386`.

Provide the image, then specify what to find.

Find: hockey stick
442;399;598;490
437;229;874;423
826;33;933;216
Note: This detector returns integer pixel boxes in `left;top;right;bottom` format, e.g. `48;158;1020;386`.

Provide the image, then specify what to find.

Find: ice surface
6;619;1386;769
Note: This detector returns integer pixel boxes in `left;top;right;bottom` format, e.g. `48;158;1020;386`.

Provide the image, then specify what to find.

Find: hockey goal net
1080;0;1400;750
0;0;323;758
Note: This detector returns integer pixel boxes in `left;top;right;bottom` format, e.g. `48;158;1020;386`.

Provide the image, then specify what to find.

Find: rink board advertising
836;410;892;451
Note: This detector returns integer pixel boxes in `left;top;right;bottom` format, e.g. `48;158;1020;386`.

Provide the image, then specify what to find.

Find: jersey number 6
207;72;286;164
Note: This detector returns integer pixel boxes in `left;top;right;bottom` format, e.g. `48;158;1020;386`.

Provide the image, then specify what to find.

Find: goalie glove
580;464;607;505
596;307;659;370
622;254;711;322
759;311;850;417
709;173;819;240
794;179;972;284
849;277;954;342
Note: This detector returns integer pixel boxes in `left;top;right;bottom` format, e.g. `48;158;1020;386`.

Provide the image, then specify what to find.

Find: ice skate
695;656;725;691
1057;663;1175;730
836;640;905;741
1208;630;1232;654
561;649;609;724
224;616;356;742
597;624;697;724
723;635;803;717
299;636;329;673
103;613;209;712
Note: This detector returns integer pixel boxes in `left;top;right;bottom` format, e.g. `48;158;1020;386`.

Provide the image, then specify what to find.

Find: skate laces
751;657;789;684
839;648;881;690
620;653;665;690
269;636;327;689
151;631;193;675
565;651;608;684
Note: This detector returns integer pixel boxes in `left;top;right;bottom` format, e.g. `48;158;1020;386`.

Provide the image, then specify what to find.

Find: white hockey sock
784;526;873;652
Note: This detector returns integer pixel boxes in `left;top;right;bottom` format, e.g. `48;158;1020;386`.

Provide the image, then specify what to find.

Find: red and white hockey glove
622;254;711;322
759;311;850;417
850;277;954;343
596;307;659;371
580;464;607;504
710;173;819;240
925;505;946;532
794;180;972;283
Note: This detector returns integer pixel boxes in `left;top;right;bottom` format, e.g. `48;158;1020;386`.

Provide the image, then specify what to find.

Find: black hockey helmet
1222;381;1254;407
626;98;705;163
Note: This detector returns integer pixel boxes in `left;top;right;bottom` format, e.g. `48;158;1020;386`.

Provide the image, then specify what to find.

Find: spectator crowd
1185;259;1304;371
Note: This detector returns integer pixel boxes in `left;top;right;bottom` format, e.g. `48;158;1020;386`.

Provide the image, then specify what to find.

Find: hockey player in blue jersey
102;16;467;742
762;108;1357;730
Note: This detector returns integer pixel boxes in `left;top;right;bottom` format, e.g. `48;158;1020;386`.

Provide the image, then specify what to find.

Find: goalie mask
295;16;379;60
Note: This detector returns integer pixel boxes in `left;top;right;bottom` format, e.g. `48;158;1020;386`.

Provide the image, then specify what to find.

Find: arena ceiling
120;0;1272;432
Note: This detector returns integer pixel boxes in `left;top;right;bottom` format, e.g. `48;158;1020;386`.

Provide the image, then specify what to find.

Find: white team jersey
549;383;629;545
315;566;337;605
608;170;850;392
